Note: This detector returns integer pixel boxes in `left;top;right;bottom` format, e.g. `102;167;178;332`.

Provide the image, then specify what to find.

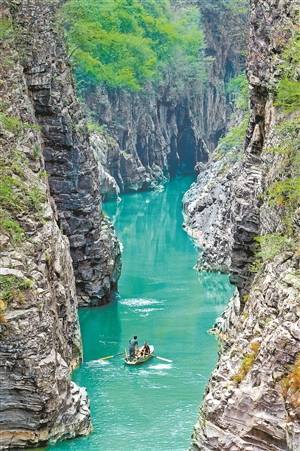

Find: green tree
61;0;204;92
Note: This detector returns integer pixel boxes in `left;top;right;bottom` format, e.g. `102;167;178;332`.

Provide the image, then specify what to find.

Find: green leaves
0;17;13;41
61;0;203;92
276;32;300;113
218;114;249;151
267;177;300;209
226;73;249;111
0;149;45;243
276;78;300;113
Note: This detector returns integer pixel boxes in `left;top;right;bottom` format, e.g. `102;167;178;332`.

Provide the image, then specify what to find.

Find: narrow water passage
51;176;234;451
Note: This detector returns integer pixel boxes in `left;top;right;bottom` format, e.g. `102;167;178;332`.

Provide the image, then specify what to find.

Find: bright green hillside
61;0;204;93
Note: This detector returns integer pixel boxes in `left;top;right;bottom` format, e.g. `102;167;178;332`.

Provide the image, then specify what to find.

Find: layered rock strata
188;0;300;449
13;0;121;306
0;4;90;448
86;84;209;193
192;254;300;450
183;155;239;272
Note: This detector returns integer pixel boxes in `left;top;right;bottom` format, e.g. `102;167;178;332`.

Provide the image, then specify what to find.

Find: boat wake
120;298;165;316
120;298;163;307
148;363;172;370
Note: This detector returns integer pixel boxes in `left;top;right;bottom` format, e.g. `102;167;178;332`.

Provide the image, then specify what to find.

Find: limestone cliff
13;0;121;307
0;4;90;448
187;0;300;449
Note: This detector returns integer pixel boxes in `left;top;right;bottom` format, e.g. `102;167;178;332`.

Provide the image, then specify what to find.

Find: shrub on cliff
276;32;300;113
226;73;249;111
0;146;45;243
216;73;249;152
61;0;204;93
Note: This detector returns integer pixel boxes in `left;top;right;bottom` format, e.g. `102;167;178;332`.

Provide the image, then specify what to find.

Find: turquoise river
50;176;234;451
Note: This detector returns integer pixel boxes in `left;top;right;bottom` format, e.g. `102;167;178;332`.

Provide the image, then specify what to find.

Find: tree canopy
61;0;204;92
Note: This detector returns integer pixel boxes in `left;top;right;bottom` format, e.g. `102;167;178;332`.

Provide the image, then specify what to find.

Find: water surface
50;176;234;451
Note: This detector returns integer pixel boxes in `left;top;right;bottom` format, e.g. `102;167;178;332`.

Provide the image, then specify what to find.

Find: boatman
128;336;138;359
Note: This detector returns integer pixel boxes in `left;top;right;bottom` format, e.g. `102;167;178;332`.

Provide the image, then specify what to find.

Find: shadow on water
49;176;234;451
79;299;122;362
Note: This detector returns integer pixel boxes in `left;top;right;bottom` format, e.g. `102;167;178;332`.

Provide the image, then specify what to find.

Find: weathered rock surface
90;133;120;200
192;254;300;451
13;0;121;306
183;156;239;272
188;0;300;449
86;84;208;193
0;4;90;448
198;0;247;150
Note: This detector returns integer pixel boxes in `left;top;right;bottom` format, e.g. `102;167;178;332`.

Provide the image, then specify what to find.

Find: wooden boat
124;345;154;365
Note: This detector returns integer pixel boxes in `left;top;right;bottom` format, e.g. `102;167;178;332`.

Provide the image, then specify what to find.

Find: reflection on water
50;176;234;451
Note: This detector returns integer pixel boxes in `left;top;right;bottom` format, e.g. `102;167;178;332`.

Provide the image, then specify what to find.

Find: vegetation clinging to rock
218;73;249;152
276;32;300;113
0;274;33;323
281;355;300;408
0;148;45;243
232;341;260;384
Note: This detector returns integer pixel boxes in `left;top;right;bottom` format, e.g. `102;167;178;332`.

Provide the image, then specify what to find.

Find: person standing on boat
128;336;138;359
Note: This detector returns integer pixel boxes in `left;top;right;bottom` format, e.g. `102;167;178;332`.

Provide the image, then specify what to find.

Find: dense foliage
226;73;249;111
61;0;204;92
276;32;300;112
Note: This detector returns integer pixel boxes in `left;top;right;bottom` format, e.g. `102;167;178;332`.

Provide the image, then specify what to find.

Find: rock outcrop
188;0;300;449
192;254;300;450
197;0;247;151
0;3;90;448
86;83;209;193
183;155;239;272
13;0;121;306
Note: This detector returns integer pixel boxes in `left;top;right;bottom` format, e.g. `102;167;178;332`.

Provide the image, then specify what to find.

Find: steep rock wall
197;0;247;151
188;0;300;449
86;84;209;193
13;0;121;306
0;4;90;448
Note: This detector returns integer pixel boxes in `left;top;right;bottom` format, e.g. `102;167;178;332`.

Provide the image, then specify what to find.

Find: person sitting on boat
128;336;138;359
140;342;150;357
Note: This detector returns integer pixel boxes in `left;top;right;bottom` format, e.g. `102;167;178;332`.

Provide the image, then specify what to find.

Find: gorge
49;176;234;451
0;0;299;450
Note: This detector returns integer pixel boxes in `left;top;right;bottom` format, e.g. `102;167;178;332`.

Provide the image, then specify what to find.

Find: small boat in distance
124;345;154;366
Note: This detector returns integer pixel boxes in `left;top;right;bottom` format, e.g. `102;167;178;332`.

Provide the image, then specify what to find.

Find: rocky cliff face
86;83;209;193
0;3;90;448
85;0;246;195
13;0;121;306
197;0;247;151
188;0;300;449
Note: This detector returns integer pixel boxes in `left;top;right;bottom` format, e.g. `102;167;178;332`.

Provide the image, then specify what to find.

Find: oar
154;355;173;363
98;352;124;361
